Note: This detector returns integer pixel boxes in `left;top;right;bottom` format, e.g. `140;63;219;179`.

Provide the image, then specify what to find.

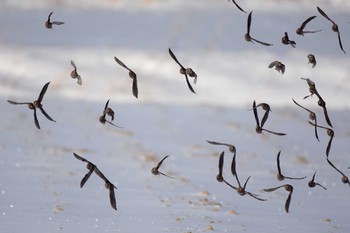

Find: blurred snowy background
0;0;350;232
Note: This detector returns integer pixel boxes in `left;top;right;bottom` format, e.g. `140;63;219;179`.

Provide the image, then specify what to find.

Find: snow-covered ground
1;0;350;232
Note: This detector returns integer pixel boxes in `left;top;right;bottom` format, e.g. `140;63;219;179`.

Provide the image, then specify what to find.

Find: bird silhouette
296;16;321;35
151;155;174;179
264;184;294;213
308;121;334;158
70;60;82;85
276;151;306;181
244;11;273;46
45;11;64;29
268;61;285;74
114;56;139;98
308;171;327;190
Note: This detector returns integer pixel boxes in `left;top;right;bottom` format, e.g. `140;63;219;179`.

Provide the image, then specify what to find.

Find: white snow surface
1;0;350;232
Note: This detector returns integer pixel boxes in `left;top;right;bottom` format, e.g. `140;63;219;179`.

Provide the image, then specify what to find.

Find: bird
244;11;273;46
216;151;225;182
168;48;197;94
281;32;296;48
307;54;317;68
99;99;123;128
252;101;286;136
70;60;82;85
301;78;317;99
263;184;294;213
7;81;56;129
228;0;246;14
308;121;334;158
224;153;266;201
114;56;138;99
326;158;350;187
276;151;306;181
206;140;236;155
45;11;64;29
73;153;118;210
292;98;319;141
317;6;345;54
249;102;271;128
151;155;174;178
308;171;327;190
296;16;321;36
268;61;285;74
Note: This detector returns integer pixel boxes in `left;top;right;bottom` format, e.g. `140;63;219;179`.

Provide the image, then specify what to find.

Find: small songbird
282;32;296;48
301;78;317;99
317;6;345;54
326;158;350;187
45;11;64;29
99;99;123;128
268;61;285;74
206;140;236;155
263;184;294;213
308;121;334;158
307;54;317;68
168;48;197;94
252;101;286;136
114;56;138;99
296;16;321;36
276;151;306;181
216;151;225;182
249;102;271;128
151;155;174;178
7;82;56;129
245;11;273;46
308;171;327;190
70;60;82;85
73;153;118;210
228;0;246;14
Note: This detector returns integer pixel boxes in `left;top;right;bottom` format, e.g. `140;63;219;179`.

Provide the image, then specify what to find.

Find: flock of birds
5;2;349;214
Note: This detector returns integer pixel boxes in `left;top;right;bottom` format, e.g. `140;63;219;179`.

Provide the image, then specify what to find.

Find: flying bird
228;0;246;14
301;78;317;99
244;11;273;46
249;102;271;128
168;48;197;94
317;6;345;53
308;121;334;158
308;171;327;190
206;140;236;155
326;158;350;187
276;151;306;181
263;184;294;213
45;11;64;29
73;153;118;210
151;155;174;179
292;98;319;141
216;151;225;182
99;99;123;128
114;56;138;98
282;32;296;47
7;82;56;129
70;60;82;85
296;16;321;35
307;54;317;68
268;61;285;74
252;101;286;136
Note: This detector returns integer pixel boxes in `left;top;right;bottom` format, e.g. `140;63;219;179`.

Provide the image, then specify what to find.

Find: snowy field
1;0;350;232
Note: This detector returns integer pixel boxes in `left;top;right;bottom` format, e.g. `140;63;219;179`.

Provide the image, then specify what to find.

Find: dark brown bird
168;48;196;94
296;16;321;36
276;151;306;181
307;54;317;68
244;11;273;46
7;82;55;129
151;155;174;179
308;171;327;190
73;153;118;210
224;153;266;201
70;60;82;85
292;98;319;141
228;0;246;14
45;11;64;29
317;6;345;54
301;78;317;99
99;99;123;128
326;158;350;187
206;140;236;155
249;102;271;128
114;56;138;98
282;32;296;48
268;61;285;74
308;121;334;158
263;184;294;213
252;101;286;136
216;151;225;182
